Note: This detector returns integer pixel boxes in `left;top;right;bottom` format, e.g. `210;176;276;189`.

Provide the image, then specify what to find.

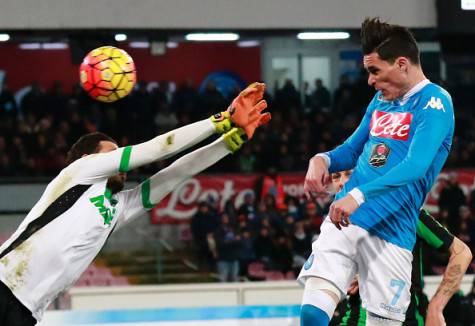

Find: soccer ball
79;46;137;103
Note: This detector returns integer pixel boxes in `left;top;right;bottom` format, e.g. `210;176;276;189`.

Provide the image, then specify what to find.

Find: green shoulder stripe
119;146;132;173
141;179;154;210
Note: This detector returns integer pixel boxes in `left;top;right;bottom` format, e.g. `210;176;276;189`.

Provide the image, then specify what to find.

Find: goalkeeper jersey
0;149;146;321
0;119;217;321
327;80;454;250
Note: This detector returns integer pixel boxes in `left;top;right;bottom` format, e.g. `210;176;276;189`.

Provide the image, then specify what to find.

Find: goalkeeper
0;83;270;326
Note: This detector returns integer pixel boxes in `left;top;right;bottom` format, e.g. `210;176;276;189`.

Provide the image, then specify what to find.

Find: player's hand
425;306;446;326
328;194;358;230
304;156;331;198
243;99;271;139
347;276;359;295
227;82;270;138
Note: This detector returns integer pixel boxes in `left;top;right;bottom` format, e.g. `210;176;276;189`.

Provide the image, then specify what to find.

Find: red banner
150;170;475;224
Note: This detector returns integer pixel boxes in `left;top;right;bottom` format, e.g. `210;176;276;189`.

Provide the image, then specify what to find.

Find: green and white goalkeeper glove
223;128;247;153
210;111;233;134
210;82;271;138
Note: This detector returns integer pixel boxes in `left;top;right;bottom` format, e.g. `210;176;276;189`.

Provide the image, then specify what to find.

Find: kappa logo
423;97;445;112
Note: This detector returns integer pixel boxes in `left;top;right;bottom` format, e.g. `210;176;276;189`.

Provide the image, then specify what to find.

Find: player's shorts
297;218;412;322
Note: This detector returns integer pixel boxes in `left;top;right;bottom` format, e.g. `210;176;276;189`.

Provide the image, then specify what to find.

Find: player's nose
367;74;376;87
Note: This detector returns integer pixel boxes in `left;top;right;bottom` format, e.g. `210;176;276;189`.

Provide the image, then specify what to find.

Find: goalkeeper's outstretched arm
68;82;268;184
115;128;247;227
70;118;219;184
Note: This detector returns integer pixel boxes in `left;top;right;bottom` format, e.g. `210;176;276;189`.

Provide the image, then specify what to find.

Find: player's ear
396;57;409;73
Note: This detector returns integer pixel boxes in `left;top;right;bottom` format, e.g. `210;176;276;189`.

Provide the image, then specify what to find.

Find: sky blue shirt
327;81;454;250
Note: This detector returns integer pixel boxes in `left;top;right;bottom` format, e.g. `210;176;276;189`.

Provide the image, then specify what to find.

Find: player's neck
401;68;427;98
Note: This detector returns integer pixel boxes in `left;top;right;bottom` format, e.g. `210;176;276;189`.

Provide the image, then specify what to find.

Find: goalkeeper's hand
227;82;271;138
210;82;271;138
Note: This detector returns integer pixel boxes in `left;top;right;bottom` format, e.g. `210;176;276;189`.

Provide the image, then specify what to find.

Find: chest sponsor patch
370;111;413;141
369;143;391;167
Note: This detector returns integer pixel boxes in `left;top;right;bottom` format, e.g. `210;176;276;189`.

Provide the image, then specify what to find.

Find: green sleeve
416;209;454;251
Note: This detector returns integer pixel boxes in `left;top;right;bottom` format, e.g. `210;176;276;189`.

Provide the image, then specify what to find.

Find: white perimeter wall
70;275;475;310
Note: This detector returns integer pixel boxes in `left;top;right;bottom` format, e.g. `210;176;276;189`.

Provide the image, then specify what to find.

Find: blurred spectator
275;79;301;112
291;221;312;272
470;188;475;213
457;206;473;250
0;83;18;119
201;81;225;116
282;214;295;235
285;197;301;220
310;78;331;111
302;81;312;111
255;167;286;209
237;193;257;224
277;144;294;171
238;145;259;173
154;103;179;134
254;227;274;267
305;202;324;235
172;78;199;116
271;232;293;274
190;202;219;272
439;172;466;234
333;74;352;109
212;214;241;282
238;227;256;278
45;80;67;117
20;81;45;117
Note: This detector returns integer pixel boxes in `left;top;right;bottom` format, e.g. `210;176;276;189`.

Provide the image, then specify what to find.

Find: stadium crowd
1;74;475;177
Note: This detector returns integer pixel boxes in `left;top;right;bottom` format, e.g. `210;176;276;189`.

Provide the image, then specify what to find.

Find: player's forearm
429;238;472;311
326;144;361;172
140;136;232;209
72;119;217;183
127;119;216;170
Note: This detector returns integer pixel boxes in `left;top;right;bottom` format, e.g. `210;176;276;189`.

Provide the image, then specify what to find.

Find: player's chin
107;174;126;194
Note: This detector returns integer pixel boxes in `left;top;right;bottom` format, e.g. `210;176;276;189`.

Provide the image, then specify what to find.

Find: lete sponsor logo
370;111;413;141
149;173;328;223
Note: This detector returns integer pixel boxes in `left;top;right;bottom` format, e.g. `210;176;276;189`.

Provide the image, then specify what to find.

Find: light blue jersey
327;80;454;250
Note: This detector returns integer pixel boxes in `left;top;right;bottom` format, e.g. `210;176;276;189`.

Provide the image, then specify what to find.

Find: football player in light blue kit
299;18;455;326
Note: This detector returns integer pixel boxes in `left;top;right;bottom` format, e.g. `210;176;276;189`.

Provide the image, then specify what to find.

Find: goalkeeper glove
227;82;271;138
211;82;271;138
223;128;247;153
210;111;233;134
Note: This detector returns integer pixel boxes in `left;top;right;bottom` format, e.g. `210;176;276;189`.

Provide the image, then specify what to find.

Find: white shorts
297;219;412;322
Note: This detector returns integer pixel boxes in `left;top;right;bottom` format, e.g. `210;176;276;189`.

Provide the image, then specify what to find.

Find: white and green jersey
0;119;232;321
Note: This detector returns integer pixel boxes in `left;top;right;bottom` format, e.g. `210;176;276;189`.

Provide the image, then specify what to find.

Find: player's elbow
451;237;472;264
462;241;473;263
408;162;430;181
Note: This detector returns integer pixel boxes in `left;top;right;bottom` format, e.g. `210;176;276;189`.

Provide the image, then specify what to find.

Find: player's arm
418;210;473;326
324;102;374;173
114;93;270;227
70;83;268;184
114;128;248;228
304;97;375;195
353;92;454;201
